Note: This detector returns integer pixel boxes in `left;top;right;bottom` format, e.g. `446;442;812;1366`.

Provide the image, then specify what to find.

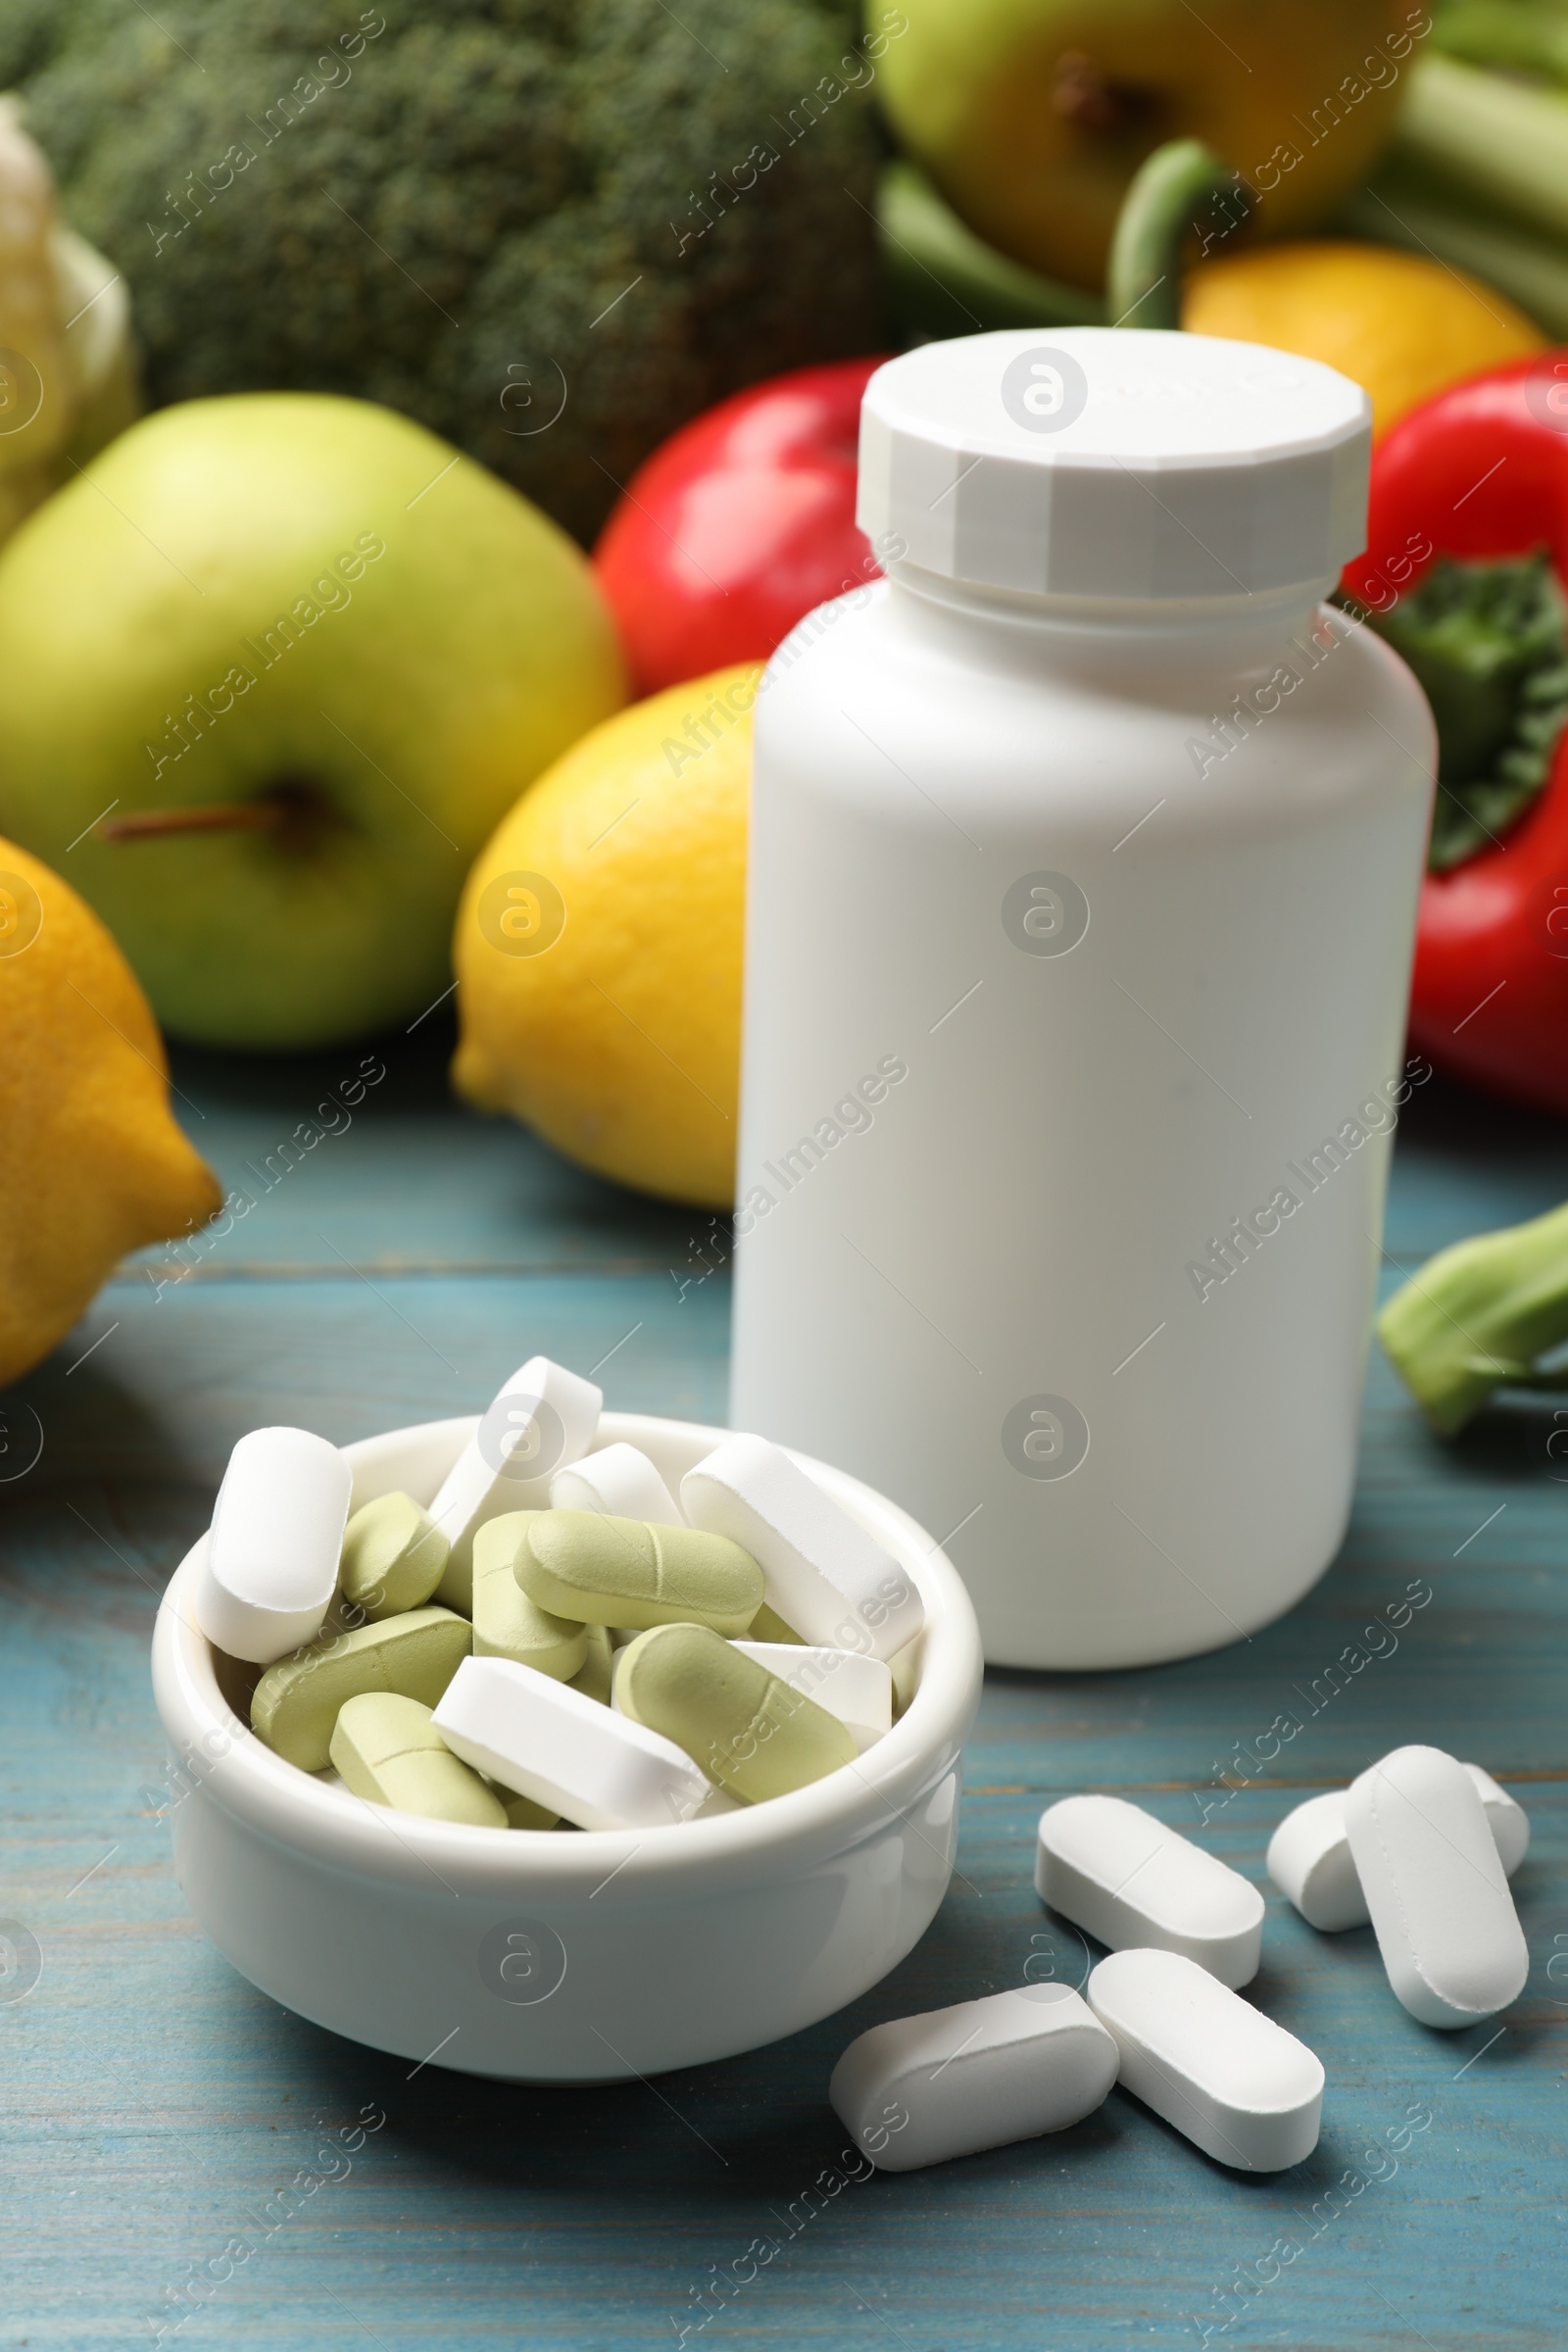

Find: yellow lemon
453;666;754;1208
0;838;220;1386
1182;242;1544;439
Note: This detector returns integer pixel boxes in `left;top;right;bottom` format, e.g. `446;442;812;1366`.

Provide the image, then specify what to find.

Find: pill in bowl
153;1369;983;2082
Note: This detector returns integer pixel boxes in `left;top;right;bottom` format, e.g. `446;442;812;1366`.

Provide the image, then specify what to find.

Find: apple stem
97;798;292;842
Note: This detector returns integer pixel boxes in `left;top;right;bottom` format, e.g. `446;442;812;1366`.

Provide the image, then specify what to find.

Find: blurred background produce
875;0;1416;291
1342;24;1568;338
453;667;753;1208
0;841;218;1387
0;393;624;1049
594;361;885;696
1180;240;1542;435
0;0;883;546
0;98;137;546
1104;135;1544;435
5;0;1568;1381
1378;1188;1568;1434
1341;355;1568;1117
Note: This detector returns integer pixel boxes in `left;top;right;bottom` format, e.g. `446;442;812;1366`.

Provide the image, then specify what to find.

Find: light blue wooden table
2;1021;1563;2349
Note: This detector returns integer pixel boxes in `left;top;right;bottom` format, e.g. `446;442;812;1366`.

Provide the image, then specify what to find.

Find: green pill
615;1620;856;1803
470;1515;586;1679
516;1510;763;1637
568;1622;614;1705
501;1788;563;1831
329;1692;506;1828
338;1491;450;1621
749;1600;805;1645
251;1605;472;1771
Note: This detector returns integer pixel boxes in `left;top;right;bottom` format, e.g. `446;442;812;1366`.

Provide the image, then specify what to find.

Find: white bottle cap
857;326;1370;604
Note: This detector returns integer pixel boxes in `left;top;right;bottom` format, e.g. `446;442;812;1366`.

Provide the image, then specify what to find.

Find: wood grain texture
1;1032;1563;2350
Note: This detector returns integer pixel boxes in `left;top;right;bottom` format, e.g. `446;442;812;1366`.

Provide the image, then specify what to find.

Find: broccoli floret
2;0;884;544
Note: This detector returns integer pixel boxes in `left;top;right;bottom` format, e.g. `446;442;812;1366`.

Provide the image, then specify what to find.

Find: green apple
0;394;625;1047
872;0;1415;291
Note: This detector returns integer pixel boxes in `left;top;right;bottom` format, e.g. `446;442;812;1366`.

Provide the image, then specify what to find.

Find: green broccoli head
2;0;886;543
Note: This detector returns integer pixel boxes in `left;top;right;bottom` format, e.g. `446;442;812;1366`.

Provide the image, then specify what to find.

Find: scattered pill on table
732;1640;892;1749
251;1605;473;1771
195;1426;352;1664
1265;1789;1372;1934
1345;1744;1530;2027
1268;1766;1529;1932
1459;1763;1531;1874
681;1434;924;1661
433;1653;712;1830
429;1356;602;1611
1036;1794;1264;1988
551;1442;683;1526
614;1621;858;1802
829;1984;1119;2173
1087;1948;1325;2172
469;1514;587;1681
338;1491;449;1622
329;1691;507;1828
514;1509;764;1636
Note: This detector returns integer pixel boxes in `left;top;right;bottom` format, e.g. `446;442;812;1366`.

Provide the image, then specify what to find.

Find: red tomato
593;357;888;696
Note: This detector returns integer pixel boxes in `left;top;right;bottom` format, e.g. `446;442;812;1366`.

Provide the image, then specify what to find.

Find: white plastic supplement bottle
729;327;1434;1670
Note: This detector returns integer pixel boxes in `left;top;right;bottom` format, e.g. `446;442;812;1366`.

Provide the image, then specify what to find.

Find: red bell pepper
1342;353;1568;1116
593;358;888;697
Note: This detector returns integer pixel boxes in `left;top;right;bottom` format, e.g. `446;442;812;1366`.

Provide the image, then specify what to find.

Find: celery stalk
1395;52;1568;244
1336;168;1568;336
1378;1198;1568;1435
1432;0;1568;86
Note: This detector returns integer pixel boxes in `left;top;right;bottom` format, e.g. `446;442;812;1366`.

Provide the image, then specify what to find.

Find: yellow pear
452;667;754;1208
0;839;220;1385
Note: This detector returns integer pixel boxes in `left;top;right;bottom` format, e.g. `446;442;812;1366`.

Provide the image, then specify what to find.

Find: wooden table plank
132;1034;724;1278
1;1040;1563;2350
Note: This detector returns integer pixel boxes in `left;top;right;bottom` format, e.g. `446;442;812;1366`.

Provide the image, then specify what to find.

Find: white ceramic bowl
151;1411;984;2082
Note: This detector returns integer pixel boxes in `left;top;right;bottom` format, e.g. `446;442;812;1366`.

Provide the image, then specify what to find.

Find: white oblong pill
1087;1949;1324;2173
1346;1744;1529;2028
681;1434;922;1662
1266;1790;1369;1933
1036;1795;1264;1987
550;1442;682;1526
1269;1767;1530;1933
432;1654;710;1832
195;1427;351;1664
733;1642;893;1750
1465;1763;1530;1876
430;1357;602;1611
829;1984;1119;2173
